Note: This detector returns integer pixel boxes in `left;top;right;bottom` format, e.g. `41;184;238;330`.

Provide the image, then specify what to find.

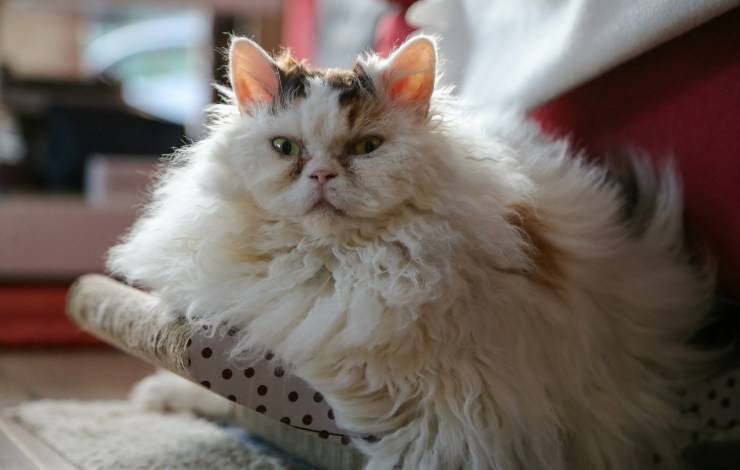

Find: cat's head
215;35;441;234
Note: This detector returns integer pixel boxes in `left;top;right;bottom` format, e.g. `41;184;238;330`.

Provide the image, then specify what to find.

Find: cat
108;35;715;469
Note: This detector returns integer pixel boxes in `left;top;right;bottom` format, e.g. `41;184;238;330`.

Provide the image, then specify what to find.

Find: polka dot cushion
186;325;740;461
186;325;375;446
649;369;740;468
678;371;740;443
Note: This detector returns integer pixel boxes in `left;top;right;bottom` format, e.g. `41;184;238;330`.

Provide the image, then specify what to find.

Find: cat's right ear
229;38;280;114
379;35;437;117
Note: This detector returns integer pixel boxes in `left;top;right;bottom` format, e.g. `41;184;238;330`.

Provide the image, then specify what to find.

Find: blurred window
82;8;212;126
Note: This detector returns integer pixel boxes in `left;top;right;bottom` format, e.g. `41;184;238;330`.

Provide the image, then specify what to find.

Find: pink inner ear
230;39;280;111
234;75;275;106
388;74;433;104
382;37;436;112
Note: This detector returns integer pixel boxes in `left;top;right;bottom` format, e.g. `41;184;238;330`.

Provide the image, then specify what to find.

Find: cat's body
109;36;713;469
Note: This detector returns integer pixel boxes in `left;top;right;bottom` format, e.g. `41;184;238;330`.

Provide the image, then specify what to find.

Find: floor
0;348;154;469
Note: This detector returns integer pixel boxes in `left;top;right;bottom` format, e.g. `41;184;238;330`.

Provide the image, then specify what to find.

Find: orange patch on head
344;98;386;132
325;63;383;131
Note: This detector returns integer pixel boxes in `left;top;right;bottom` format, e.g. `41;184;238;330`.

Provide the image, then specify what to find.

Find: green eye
351;136;383;155
271;137;302;157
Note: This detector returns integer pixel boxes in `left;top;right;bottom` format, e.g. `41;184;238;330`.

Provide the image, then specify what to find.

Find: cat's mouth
310;198;344;216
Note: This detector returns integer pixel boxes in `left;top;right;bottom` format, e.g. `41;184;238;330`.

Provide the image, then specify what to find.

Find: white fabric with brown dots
186;324;740;461
186;324;373;446
636;366;740;468
677;369;740;442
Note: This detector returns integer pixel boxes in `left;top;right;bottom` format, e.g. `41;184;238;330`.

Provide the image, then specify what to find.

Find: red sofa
532;7;740;298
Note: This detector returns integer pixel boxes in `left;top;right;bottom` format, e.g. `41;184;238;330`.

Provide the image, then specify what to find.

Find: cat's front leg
130;369;236;419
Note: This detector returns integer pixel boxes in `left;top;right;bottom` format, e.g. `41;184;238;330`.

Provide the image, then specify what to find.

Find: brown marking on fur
273;50;322;108
330;63;377;130
347;98;387;134
353;63;375;93
346;107;361;130
505;204;564;291
324;68;358;90
234;247;273;264
288;156;305;181
272;51;381;131
275;55;308;107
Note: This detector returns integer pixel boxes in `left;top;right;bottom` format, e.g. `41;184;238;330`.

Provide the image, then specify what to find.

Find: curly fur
108;36;714;469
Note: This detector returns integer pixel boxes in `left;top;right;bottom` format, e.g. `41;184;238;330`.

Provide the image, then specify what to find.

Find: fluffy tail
607;149;687;255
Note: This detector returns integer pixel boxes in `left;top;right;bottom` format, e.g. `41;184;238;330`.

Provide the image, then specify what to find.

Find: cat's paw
130;369;235;419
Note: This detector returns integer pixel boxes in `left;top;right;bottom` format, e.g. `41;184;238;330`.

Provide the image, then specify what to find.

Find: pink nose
309;169;337;184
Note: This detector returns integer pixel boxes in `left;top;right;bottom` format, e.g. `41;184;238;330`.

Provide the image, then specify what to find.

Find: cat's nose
309;169;338;184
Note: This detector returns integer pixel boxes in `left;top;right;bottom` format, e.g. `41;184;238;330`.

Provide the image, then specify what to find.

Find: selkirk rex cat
108;35;714;469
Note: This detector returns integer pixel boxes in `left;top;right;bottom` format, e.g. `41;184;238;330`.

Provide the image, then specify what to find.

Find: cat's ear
381;35;437;116
229;38;280;113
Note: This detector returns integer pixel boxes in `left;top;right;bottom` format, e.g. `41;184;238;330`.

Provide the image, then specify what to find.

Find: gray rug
10;400;288;469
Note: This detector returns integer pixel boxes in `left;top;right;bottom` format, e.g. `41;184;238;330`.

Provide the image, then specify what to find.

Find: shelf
0;195;137;280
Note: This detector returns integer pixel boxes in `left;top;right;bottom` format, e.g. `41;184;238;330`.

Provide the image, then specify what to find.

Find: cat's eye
351;136;383;155
271;137;302;157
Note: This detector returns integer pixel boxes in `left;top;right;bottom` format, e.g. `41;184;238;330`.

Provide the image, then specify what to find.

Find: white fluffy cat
108;35;714;469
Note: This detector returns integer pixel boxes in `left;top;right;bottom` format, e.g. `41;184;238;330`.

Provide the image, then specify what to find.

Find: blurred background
0;0;738;350
1;1;739;468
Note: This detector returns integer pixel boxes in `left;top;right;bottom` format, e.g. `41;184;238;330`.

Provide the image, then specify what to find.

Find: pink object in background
282;0;317;62
281;0;417;62
375;0;418;57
